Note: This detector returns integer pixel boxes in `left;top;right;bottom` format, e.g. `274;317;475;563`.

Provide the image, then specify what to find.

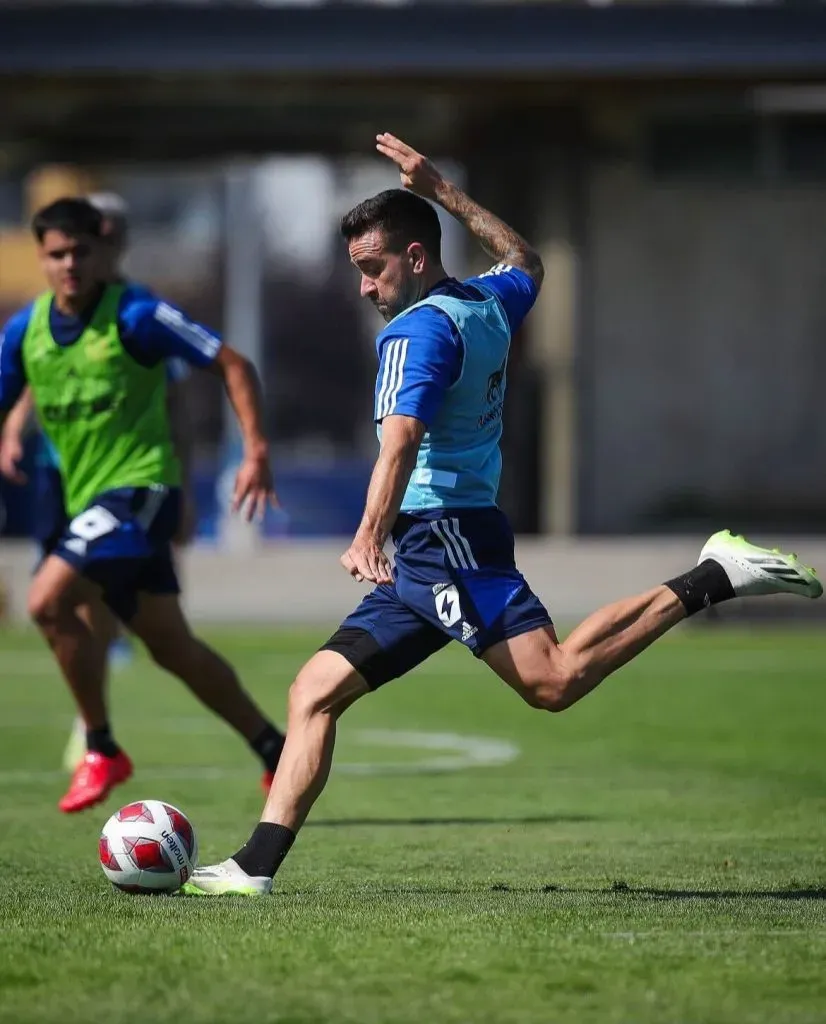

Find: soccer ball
99;800;198;894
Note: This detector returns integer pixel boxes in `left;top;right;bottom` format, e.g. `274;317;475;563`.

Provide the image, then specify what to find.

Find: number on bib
69;506;120;542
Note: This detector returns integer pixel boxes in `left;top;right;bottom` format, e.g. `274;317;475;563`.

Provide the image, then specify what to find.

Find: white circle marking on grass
0;729;520;784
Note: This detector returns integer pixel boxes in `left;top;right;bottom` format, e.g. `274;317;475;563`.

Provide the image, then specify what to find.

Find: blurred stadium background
2;10;825;1024
2;0;826;624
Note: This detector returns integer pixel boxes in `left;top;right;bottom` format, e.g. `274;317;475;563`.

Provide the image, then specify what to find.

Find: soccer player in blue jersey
0;197;284;812
1;192;196;772
184;134;821;895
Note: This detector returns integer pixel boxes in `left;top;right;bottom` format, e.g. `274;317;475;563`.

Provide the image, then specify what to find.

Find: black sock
250;723;285;772
232;822;296;879
664;559;736;617
86;725;120;758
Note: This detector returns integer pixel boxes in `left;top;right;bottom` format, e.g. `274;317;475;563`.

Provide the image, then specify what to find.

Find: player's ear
407;242;426;275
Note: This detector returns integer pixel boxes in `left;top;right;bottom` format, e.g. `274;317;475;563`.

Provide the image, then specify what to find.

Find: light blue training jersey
373;265;537;511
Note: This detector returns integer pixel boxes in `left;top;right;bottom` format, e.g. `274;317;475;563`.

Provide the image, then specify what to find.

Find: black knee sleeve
320;627;403;690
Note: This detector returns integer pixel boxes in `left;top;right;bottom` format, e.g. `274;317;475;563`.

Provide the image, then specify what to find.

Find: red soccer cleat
261;770;275;795
58;750;133;813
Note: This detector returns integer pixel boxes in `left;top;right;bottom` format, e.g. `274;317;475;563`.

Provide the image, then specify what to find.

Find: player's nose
360;276;377;299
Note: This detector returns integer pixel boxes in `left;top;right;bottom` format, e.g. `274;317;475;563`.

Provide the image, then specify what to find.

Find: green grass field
0;623;824;1024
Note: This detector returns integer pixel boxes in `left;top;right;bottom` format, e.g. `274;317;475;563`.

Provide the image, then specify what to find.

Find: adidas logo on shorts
461;621;478;643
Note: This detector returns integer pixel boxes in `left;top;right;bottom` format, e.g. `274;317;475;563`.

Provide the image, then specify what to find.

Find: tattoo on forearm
439;185;544;285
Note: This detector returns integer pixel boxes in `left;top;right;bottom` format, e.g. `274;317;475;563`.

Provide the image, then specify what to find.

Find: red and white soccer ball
99;800;198;894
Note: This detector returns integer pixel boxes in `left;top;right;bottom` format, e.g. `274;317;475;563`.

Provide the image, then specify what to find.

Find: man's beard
375;282;420;322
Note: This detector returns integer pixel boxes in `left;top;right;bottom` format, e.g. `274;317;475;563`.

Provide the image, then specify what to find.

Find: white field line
0;728;520;783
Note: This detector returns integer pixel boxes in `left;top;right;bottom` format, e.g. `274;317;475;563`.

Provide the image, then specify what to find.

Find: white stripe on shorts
447;517;479;570
430;519;468;570
136;485;168;530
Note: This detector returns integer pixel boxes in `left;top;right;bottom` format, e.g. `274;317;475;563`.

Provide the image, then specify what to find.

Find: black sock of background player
664;559;735;617
250;723;285;773
232;822;296;879
86;724;120;758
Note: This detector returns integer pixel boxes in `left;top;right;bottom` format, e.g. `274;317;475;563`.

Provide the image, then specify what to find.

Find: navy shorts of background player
323;263;552;689
32;363;187;566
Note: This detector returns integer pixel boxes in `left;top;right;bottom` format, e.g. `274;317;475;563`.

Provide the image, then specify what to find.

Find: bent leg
183;585;449;894
77;598;119;653
485;528;824;711
28;555;110;729
260;585;450;836
484;585;685;712
62;598;120;770
29;555;133;812
261;650;369;832
185;652;368;895
127;592;277;746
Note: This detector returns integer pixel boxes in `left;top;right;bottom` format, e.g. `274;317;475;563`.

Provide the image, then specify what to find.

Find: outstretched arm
121;294;276;523
209;346;276;522
375;132;544;289
341;415;425;585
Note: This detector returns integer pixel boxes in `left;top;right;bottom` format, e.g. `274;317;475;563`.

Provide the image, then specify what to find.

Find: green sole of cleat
179;882;263;897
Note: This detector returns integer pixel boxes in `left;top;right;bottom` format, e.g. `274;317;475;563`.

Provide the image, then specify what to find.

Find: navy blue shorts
34;464;69;558
50;486;181;622
325;508;552;689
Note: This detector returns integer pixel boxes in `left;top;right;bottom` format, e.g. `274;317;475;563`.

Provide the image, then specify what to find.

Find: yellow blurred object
25;165;99;214
0;230;42;304
0;165;101;305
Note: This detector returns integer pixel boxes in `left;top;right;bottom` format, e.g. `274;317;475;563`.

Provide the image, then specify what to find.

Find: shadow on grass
308;882;826;900
481;882;826;900
608;884;826;901
306;815;595;828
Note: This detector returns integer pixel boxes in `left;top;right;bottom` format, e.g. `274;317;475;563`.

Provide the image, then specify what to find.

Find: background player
0;191;195;771
0;197;284;813
180;133;819;895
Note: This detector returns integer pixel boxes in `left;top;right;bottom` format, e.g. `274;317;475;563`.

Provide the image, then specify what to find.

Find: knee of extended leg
537;689;575;714
521;667;584;714
519;686;568;714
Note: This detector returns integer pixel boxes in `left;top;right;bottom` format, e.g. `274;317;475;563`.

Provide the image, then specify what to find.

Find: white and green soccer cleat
62;715;87;773
180;859;272;897
699;530;823;600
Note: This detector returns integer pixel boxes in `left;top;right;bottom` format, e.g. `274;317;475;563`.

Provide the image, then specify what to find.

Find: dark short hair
340;189;441;261
31;197;103;243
